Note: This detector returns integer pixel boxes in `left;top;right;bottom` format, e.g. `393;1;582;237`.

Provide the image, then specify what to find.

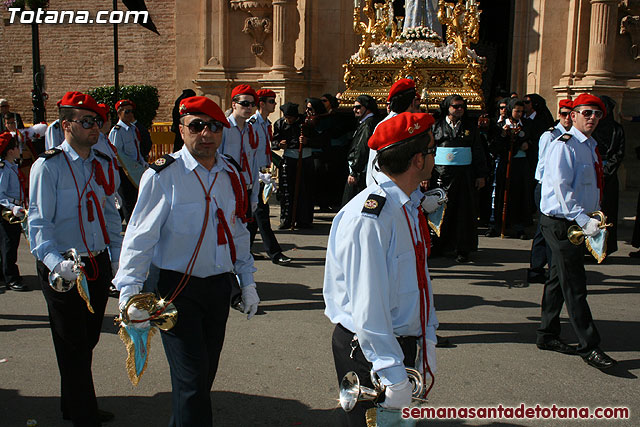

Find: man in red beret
527;99;574;285
324;112;439;425
109;99;147;223
538;93;617;370
0;132;27;292
113;95;260;426
221;85;260;218
247;89;292;265
28;91;122;425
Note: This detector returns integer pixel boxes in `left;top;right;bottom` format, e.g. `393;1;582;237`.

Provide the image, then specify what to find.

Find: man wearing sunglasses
247;89;292;265
527;99;573;284
109;99;147;223
114;96;259;426
220;85;260;218
28;91;123;426
538;93;617;370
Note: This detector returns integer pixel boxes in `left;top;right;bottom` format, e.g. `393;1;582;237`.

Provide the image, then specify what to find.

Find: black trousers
157;269;233;427
600;174;619;254
332;324;417;427
632;189;640;248
38;251;111;427
528;183;552;281
537;215;601;356
281;156;314;227
0;220;22;284
247;182;283;259
117;168;138;223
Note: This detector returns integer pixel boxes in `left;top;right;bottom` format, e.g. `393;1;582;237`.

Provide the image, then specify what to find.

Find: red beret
231;84;258;103
115;99;136;111
97;103;109;123
368;112;435;152
57;91;102;116
558;99;573;110
256;89;277;99
572;94;606;118
387;78;416;101
0;132;14;153
179;96;230;128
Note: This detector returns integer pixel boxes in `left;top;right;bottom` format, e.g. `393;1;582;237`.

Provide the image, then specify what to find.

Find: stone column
271;0;294;74
585;0;618;78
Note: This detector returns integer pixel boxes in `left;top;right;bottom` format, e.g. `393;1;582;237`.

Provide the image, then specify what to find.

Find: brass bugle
424;188;448;205
567;211;612;245
116;292;178;331
1;206;27;224
48;248;81;292
339;367;425;412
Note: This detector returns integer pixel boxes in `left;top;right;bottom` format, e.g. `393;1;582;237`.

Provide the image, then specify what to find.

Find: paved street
1;192;638;426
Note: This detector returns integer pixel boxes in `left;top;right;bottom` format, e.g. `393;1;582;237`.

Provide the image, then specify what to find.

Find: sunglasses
353;105;363;110
559;111;570;117
236;100;256;108
187;119;225;134
499;106;507;110
523;100;531;104
266;99;276;104
69;117;104;129
123;109;134;114
423;146;437;156
577;109;603;119
451;104;465;109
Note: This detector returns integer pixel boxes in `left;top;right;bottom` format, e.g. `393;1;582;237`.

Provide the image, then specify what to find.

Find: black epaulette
248;117;257;125
222;154;242;173
361;194;386;217
547;126;555;132
40;148;63;159
93;149;111;162
149;154;176;172
113;125;121;130
559;133;572;143
53;122;59;129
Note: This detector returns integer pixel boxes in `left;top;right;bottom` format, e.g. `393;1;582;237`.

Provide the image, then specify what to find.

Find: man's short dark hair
0;136;17;159
59;107;77;122
389;89;417;114
377;132;429;175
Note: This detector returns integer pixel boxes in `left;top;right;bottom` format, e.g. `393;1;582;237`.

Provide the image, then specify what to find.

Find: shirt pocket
579;164;595;186
167;202;203;235
391;251;419;308
55;188;78;221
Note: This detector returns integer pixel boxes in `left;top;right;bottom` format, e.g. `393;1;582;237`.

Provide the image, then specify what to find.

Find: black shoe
630;250;640;258
485;228;498;237
527;271;547;284
98;409;115;423
582;349;617;369
0;286;4;294
108;285;120;298
251;252;267;260
272;253;292;265
455;254;469;263
537;339;577;355
278;222;291;230
7;281;27;291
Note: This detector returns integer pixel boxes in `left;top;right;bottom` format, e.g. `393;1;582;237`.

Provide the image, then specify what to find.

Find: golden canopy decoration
342;0;486;111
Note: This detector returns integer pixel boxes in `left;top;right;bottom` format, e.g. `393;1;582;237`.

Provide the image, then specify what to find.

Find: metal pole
31;22;45;123
113;0;120;101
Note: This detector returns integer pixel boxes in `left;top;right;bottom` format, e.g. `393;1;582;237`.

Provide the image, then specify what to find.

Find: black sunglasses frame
187;119;225;134
69;117;104;129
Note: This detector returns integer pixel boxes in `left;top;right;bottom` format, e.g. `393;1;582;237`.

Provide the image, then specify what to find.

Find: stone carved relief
621;15;640;60
230;1;272;11
243;17;272;56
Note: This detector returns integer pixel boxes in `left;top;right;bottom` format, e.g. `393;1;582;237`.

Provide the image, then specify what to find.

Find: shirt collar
526;111;537;120
360;112;374;123
446;116;461;129
178;146;225;174
60;140;95;162
505;118;522;127
377;173;422;210
569;126;590;144
117;119;131;131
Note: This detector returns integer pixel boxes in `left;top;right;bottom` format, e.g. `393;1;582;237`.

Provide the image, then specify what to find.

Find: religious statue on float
403;0;442;38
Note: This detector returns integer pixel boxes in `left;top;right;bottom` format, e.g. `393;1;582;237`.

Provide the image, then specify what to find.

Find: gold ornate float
342;0;485;111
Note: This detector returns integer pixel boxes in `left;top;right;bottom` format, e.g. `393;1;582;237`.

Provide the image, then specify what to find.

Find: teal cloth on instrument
428;203;445;237
513;150;526;158
124;324;151;376
376;407;416;426
79;274;90;302
434;147;472;165
21;222;29;240
586;229;608;263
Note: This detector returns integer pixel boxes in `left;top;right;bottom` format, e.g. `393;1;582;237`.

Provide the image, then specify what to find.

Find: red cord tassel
216;210;227;244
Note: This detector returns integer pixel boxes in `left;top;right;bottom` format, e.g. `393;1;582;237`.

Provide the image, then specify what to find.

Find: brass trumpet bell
567;211;611;246
1;206;27;224
118;292;178;331
339;367;425;412
48;248;81;292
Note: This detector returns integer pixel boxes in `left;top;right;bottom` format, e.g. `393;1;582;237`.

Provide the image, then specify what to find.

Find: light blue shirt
323;174;438;386
535;122;567;182
112;147;256;293
45;119;64;150
0;160;25;209
220;115;259;205
109;120;145;167
540;126;600;227
28;141;123;270
250;112;271;169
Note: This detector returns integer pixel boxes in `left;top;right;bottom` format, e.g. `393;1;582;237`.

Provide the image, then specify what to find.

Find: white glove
582;218;601;237
118;284;142;311
251;201;258;213
421;195;441;214
127;304;150;330
258;172;274;185
53;260;78;282
11;206;25;218
111;262;119;277
241;283;260;320
380;377;412;409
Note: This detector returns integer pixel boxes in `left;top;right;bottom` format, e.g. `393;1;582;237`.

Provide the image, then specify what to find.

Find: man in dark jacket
430;95;488;262
342;94;379;205
592;95;625;255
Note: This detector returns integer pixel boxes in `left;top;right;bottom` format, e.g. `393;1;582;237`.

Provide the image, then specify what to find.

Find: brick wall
0;0;176;124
